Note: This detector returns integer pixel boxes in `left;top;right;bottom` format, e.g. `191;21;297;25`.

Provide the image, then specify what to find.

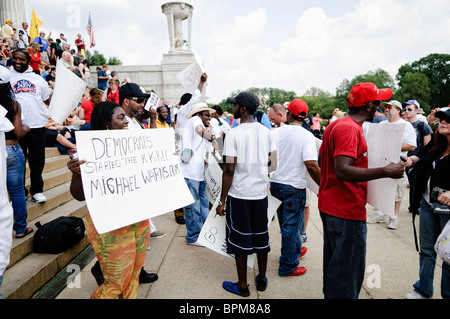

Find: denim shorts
225;196;270;256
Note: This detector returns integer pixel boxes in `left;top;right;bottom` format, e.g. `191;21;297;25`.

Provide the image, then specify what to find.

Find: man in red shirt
318;82;405;299
74;34;85;56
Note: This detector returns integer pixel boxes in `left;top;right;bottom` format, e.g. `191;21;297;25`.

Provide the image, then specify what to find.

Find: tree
107;56;122;66
301;87;337;120
85;50;106;66
394;72;432;114
396;53;450;109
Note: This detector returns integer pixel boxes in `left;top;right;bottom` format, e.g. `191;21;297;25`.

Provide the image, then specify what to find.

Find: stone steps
2;148;90;299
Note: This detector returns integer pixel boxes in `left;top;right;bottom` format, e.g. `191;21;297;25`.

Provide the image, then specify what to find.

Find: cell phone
400;157;407;162
69;152;78;160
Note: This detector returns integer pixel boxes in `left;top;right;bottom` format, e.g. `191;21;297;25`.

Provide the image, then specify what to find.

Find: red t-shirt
318;117;369;221
28;49;41;71
75;39;85;52
107;89;119;104
81;99;94;123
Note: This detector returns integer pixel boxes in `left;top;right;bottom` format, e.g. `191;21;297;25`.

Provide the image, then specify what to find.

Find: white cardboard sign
48;60;86;124
75;128;194;234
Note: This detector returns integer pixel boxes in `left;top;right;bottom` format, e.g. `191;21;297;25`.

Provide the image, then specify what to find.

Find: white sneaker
406;290;428;299
387;218;399;230
32;193;47;203
367;212;385;224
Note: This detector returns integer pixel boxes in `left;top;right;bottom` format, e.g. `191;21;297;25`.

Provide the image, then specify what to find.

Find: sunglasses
439;118;449;124
405;108;416;112
129;97;146;104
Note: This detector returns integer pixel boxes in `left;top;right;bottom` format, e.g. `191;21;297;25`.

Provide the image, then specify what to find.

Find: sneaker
387;218;399;230
31;193;47;203
367;211;385;224
302;233;308;243
150;231;166;239
284;267;307;277
298;247;307;259
406;290;428;299
255;275;268;291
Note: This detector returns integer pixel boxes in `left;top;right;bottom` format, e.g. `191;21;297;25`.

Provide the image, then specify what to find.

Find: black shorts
225;196;270;256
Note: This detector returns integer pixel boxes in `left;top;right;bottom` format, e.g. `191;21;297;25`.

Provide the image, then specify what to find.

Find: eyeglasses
405;108;416;112
129;97;145;104
439;118;449;124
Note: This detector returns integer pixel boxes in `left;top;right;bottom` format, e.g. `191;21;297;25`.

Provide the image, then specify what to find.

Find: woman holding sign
67;101;151;299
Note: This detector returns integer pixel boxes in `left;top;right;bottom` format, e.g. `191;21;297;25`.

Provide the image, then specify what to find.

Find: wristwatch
218;200;225;207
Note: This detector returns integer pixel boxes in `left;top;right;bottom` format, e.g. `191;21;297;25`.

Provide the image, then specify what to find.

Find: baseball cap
5;19;12;24
381;100;403;110
227;92;260;110
347;83;393;108
287;99;308;118
402;100;420;109
119;83;150;100
435;107;450;120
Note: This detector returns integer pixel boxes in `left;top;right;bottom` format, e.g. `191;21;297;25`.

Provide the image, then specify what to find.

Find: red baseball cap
347;83;393;108
288;99;308;118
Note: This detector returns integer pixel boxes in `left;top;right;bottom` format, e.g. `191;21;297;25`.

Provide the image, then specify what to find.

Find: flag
29;9;44;40
86;13;96;48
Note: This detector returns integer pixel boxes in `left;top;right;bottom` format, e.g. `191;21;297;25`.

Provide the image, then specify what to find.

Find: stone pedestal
0;0;27;30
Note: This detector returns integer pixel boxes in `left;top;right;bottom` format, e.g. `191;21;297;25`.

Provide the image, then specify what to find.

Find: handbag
435;220;450;265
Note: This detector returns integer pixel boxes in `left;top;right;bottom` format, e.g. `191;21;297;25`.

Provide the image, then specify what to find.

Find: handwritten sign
75;128;194;234
364;122;404;217
198;195;280;268
205;153;223;205
176;56;207;96
48;60;86;124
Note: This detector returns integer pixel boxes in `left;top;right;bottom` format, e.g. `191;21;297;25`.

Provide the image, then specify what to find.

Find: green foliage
396;53;450;109
85;50;122;66
393;72;431;114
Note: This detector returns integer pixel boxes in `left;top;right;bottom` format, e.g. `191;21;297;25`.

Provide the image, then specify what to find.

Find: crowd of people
0;18;449;301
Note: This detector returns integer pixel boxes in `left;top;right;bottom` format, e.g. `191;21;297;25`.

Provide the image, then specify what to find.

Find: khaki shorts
395;174;407;202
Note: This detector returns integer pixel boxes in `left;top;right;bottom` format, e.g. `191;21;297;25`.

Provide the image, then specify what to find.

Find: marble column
0;0;27;30
161;2;193;54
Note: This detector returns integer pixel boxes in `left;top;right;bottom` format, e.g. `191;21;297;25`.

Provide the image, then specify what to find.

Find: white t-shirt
211;116;230;137
180;116;207;181
223;122;276;200
17;28;29;49
270;125;317;189
9;67;50;129
125;116;143;130
175;89;203;134
379;118;417;157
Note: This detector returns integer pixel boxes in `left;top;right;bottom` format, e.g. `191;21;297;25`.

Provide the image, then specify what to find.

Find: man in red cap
318;82;405;299
270;99;320;277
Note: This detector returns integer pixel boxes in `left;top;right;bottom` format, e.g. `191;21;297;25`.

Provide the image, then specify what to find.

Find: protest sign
198;195;280;268
144;92;160;112
48;60;86;124
176;56;207;96
75;128;194;234
364;122;404;217
205;152;222;205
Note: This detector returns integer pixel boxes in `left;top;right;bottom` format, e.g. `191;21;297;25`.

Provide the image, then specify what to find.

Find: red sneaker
286;267;307;277
299;247;307;259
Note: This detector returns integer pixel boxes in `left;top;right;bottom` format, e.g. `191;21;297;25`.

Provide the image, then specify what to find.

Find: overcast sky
24;0;450;103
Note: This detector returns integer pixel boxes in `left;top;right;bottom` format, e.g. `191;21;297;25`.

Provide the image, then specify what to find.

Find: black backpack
33;217;85;254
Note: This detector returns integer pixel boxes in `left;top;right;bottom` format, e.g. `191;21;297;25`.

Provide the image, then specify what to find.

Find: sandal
16;227;33;239
223;281;250;297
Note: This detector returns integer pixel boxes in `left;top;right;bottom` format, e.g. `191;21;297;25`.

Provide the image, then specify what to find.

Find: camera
431;187;450;214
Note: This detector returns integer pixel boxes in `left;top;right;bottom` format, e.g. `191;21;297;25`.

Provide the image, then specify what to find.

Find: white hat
0;67;10;84
186;102;216;119
381;100;403;110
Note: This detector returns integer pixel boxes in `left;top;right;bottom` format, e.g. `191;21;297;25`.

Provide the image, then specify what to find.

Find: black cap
227;92;260;110
435;108;450;120
119;83;150;100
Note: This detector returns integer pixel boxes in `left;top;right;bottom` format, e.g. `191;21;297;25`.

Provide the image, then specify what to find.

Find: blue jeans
270;182;305;276
0;274;3;299
413;199;450;299
320;211;367;299
183;178;209;244
6;145;28;235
